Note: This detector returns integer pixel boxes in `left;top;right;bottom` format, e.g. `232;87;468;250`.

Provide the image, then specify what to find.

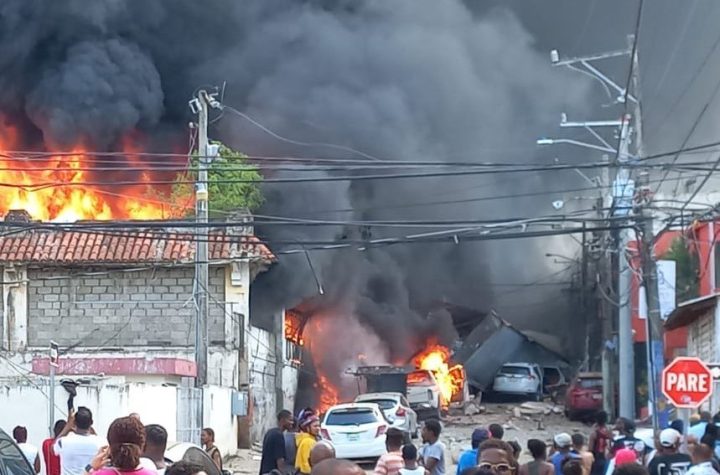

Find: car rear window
360;399;396;410
408;371;433;386
577;378;602;389
499;366;531;376
326;408;378;425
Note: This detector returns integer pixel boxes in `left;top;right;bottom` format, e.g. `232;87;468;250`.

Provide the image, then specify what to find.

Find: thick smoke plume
0;0;589;360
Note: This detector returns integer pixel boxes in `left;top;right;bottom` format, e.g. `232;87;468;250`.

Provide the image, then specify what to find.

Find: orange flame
315;374;340;413
0;119;183;221
284;311;305;346
413;343;465;407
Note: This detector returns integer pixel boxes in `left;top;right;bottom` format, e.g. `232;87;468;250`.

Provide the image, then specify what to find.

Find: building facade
0;219;296;451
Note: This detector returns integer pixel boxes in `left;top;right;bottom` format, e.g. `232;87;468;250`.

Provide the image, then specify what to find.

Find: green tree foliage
170;141;263;217
661;236;699;302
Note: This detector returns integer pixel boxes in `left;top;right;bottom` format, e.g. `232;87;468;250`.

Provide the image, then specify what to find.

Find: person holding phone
54;407;106;475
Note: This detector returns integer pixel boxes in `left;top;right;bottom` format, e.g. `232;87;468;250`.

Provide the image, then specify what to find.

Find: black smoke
4;0;660;360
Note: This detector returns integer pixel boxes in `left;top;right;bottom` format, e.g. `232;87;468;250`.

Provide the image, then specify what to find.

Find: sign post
662;357;713;409
49;341;59;437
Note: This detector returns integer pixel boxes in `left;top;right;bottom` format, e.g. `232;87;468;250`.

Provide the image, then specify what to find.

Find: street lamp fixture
536;138;617;154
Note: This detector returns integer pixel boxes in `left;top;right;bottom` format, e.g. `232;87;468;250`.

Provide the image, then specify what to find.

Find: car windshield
499;366;530;376
359;399;396;410
408;371;433;386
577;378;602;389
326;408;378;426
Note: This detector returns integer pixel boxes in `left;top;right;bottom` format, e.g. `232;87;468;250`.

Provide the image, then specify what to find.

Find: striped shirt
374;451;405;475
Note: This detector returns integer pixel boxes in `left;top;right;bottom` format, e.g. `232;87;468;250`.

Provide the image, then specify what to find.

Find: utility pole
616;116;636;419
48;341;58;436
542;43;639;419
190;90;220;387
195;91;210;388
630;34;666;429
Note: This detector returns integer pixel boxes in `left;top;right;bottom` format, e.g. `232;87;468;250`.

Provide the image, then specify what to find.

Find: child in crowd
399;445;424;475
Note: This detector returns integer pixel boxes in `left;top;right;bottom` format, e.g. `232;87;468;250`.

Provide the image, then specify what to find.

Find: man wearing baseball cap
648;429;691;475
551;434;580;475
456;428;490;475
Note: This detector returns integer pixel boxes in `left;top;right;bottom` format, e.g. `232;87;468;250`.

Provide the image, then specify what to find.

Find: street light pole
542;43;640;419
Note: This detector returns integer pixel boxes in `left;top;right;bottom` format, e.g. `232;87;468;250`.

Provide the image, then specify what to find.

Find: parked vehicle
0;428;34;475
406;369;443;419
542;365;569;403
492;363;543;401
165;443;222;475
320;403;389;460
565;372;603;420
354;392;419;439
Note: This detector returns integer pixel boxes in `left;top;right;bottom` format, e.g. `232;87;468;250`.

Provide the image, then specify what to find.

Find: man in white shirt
13;426;40;473
140;424;168;475
54;407;106;475
687;443;720;475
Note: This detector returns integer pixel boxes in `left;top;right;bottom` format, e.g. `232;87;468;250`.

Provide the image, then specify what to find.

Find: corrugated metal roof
0;229;275;265
664;293;719;330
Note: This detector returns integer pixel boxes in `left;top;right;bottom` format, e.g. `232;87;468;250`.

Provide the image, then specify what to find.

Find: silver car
492;363;543;401
354;392;419;439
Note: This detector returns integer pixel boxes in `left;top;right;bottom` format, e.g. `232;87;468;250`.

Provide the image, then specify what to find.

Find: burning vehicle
284;306;468;416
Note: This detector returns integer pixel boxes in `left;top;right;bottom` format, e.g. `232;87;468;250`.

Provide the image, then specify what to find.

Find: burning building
283;299;467;413
0;209;292;449
0;0;587;450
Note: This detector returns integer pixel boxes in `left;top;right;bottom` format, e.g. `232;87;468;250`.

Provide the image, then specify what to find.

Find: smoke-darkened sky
2;0;718;359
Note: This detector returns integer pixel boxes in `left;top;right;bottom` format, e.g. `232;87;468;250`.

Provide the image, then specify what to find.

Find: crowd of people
257;407;720;475
454;410;720;475
11;408;224;475
258;408;454;475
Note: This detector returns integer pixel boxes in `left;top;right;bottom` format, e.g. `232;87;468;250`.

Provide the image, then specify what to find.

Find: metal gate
176;387;203;445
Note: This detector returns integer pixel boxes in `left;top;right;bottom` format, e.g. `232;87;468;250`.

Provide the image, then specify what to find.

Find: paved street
226;402;588;474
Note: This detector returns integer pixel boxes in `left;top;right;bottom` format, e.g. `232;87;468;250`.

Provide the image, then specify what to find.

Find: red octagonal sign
662;357;714;408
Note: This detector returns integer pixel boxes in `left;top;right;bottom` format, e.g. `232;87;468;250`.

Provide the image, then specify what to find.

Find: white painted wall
202;386;237;455
0;380;241;456
687;307;718;412
247;325;277;443
282;364;299;412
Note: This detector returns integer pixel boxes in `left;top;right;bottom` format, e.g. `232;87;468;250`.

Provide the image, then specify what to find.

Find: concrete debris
503;422;519;431
463;400;484;416
512;407;522;419
518;401;565;416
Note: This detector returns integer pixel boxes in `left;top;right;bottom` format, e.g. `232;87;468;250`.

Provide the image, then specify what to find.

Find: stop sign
662;357;713;408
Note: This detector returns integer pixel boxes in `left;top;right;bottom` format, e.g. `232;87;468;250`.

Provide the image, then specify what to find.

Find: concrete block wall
26;267;226;347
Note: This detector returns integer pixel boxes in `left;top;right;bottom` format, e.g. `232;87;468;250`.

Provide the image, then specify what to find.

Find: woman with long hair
89;416;156;475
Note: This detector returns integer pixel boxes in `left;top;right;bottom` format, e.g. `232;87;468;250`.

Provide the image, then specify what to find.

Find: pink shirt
93;468;157;475
374;451;404;475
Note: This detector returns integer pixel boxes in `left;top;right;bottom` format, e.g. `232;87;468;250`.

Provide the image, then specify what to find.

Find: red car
565;372;604;420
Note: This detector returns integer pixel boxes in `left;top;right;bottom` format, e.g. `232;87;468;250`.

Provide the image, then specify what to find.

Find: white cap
554;433;572;448
659;428;681;448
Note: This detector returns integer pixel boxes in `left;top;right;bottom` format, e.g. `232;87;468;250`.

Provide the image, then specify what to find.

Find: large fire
412;343;465;407
287;306;466;414
0;121;185;221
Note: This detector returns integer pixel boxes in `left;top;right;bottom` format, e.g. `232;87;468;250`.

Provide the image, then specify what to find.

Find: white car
406;369;443;419
354;392;419;439
320;402;389;460
492;363;543;400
